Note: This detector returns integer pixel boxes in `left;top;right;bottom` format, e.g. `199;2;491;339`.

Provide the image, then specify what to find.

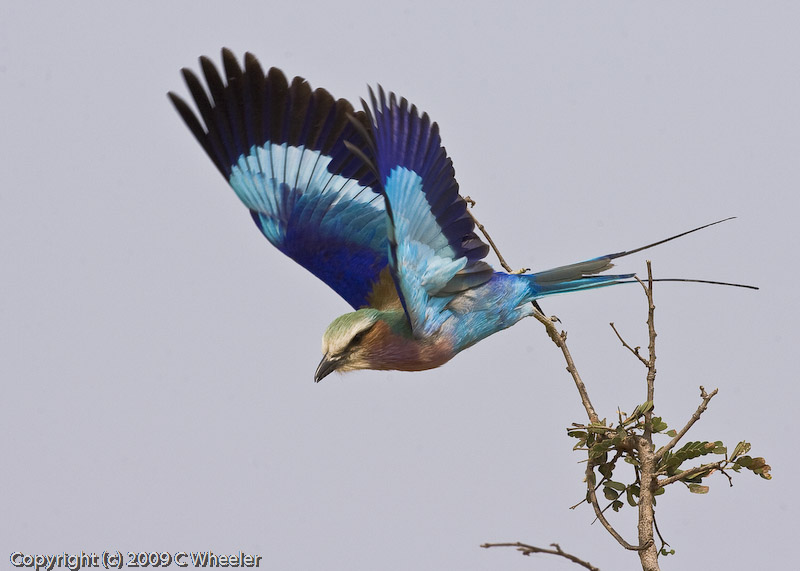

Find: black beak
314;354;340;383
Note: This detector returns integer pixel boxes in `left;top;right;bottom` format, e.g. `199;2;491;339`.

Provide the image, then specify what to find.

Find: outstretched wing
169;49;390;309
360;87;493;336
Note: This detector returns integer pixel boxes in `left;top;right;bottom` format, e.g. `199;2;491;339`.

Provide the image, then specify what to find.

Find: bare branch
640;262;657;443
463;197;528;274
481;542;601;570
532;309;601;423
466;201;599;423
654;386;719;462
610;322;649;366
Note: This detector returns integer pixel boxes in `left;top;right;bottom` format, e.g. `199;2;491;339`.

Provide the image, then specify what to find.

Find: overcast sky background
2;2;797;570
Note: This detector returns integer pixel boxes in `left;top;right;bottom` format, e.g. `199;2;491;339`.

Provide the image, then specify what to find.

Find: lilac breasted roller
169;49;754;382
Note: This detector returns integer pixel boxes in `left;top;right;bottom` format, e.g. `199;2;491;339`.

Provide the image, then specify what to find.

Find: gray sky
2;2;797;569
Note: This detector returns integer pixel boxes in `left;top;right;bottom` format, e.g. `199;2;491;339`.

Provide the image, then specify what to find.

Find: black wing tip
171;50;379;184
166;90;183;105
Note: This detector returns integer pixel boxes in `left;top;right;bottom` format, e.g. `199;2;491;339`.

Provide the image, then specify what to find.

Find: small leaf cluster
568;401;771;512
568;402;654;513
658;439;771;493
729;441;772;480
659;440;726;493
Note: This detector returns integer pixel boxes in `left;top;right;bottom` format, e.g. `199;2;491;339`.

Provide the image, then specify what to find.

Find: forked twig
654;386;718;462
481;542;600;570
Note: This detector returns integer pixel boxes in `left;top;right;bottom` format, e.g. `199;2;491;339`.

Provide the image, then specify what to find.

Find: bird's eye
352;322;378;347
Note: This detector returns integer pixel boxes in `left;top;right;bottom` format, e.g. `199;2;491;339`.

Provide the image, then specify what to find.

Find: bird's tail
524;218;757;299
527;262;635;298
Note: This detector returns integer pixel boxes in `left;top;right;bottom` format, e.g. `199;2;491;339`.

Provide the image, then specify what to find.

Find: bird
169;49;755;382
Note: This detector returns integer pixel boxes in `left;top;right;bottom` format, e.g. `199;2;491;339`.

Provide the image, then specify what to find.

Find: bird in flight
169;49;754;382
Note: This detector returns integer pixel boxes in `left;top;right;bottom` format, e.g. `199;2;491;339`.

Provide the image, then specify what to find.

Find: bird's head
315;309;385;382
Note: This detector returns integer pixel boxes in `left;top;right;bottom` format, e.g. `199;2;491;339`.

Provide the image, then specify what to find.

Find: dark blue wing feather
169;49;389;309
363;87;493;335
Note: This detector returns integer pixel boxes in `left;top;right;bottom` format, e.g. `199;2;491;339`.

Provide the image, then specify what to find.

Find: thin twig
532;310;600;424
465;200;598;422
610;322;649;366
481;542;600;570
656;461;725;488
570;450;622;512
640;262;657;443
569;497;588;510
463;197;528;274
586;463;645;551
654;386;719;462
653;516;670;555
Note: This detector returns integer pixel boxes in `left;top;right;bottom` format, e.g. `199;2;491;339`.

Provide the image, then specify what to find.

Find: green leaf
603;487;620;501
659;451;680;474
624;401;654;425
734;455;772;480
624;455;640;467
626;484;640;507
589;439;614;460
660;547;676;556
651;416;668;433
730;441;751;460
758;466;773;480
599;463;614;479
688;483;710;494
665;429;677;437
588;422;610;434
606;480;626;491
611;500;624;512
669;441;720;469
